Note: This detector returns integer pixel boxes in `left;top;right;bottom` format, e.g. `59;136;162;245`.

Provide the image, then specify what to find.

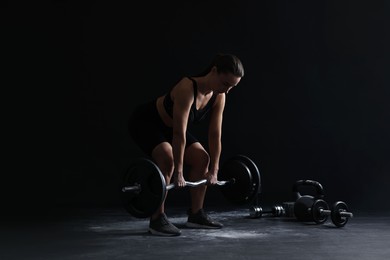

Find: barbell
121;155;261;218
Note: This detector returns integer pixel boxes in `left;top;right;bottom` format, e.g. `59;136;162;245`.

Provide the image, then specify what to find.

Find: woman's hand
206;170;218;185
173;172;186;188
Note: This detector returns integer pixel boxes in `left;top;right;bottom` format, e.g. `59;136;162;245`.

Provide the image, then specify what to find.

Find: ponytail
194;53;244;77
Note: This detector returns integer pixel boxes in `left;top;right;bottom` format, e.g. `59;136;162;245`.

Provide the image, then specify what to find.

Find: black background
3;0;389;217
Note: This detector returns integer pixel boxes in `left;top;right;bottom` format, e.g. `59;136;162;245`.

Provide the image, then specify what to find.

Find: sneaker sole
149;228;181;236
185;222;223;229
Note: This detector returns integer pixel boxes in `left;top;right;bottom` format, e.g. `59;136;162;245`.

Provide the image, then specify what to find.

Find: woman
128;53;244;236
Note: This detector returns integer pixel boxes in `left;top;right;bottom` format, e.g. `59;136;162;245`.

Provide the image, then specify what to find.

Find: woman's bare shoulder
170;77;195;105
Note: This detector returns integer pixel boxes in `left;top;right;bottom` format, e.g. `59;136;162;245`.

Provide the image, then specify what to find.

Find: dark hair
195;53;244;77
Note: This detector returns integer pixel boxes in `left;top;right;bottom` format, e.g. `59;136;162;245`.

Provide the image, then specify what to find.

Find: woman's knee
158;157;174;177
152;143;174;177
187;148;210;173
198;151;210;171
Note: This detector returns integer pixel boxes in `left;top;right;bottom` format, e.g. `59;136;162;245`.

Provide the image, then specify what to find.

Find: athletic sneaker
149;213;181;236
186;209;224;229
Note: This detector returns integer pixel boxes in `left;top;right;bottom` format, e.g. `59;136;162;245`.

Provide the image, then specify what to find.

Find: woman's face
214;72;241;94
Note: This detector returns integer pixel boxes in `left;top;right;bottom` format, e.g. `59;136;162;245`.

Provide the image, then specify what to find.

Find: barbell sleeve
121;183;141;193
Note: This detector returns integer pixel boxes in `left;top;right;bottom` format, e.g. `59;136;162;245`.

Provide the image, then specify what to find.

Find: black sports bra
163;77;217;124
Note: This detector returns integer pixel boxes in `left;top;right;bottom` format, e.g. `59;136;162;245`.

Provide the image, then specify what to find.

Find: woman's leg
184;142;210;213
150;141;174;220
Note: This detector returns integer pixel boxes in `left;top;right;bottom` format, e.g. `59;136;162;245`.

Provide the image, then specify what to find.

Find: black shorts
128;99;198;157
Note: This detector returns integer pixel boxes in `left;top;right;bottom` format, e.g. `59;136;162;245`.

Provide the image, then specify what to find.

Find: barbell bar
122;179;234;193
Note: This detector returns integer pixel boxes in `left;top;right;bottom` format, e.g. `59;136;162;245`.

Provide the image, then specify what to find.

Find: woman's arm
171;78;194;187
207;94;226;182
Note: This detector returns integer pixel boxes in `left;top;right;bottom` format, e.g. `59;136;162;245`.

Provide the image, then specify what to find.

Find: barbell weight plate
311;199;329;224
121;158;166;218
331;201;349;227
229;155;261;202
219;158;254;205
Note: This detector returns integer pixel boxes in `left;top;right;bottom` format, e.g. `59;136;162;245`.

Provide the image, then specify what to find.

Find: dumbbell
311;200;354;227
249;202;295;218
249;205;286;218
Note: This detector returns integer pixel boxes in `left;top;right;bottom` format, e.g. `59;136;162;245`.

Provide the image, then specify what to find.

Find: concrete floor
1;206;390;260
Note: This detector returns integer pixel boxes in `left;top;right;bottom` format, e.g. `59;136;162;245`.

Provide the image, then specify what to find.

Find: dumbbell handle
338;211;354;218
318;208;353;218
318;209;331;215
